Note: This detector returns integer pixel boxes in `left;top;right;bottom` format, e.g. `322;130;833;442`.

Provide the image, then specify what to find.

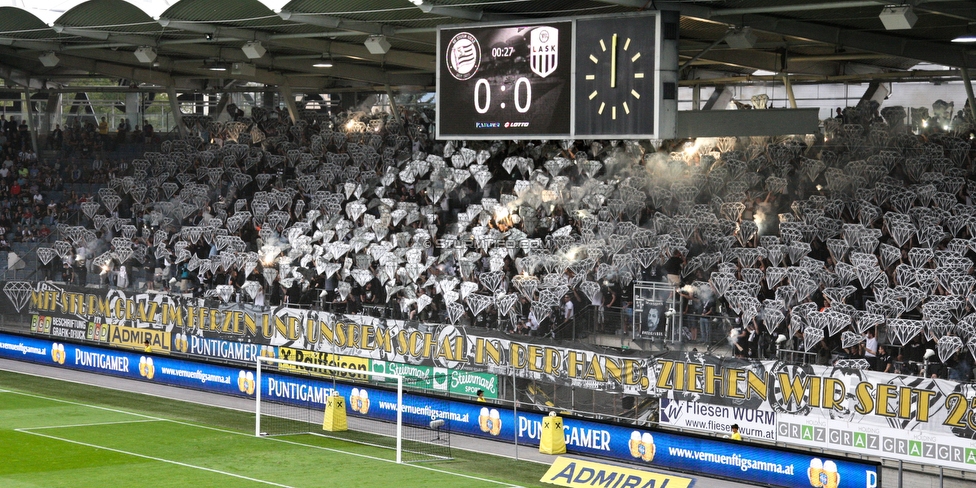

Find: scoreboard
436;11;678;140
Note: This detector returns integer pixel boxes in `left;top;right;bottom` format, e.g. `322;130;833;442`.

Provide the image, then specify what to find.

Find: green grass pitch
0;370;551;487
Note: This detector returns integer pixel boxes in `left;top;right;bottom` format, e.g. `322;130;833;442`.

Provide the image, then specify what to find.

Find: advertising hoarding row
0;331;879;488
3;281;973;472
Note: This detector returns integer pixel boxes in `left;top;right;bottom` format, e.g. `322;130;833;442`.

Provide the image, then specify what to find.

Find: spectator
876;345;893;373
863;329;878;370
664;250;684;286
116;119;129;147
50;124;63;150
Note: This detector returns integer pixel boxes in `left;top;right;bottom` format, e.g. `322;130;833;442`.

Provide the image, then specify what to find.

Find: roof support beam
725;13;974;68
713;1;881;16
279;84;298;124
166;85;187;138
0;41;430;87
679;69;967;86
23;86;38;152
598;1;975;68
415;3;485;21
0;62;45;89
55;27;160;48
0;46;204;90
157;19;434;72
274;38;434;71
144;42;414;85
623;0;961;16
963;68;976;123
277;11;395;37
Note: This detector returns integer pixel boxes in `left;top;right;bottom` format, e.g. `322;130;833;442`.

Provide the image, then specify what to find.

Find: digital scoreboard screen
437;21;574;139
436;12;677;140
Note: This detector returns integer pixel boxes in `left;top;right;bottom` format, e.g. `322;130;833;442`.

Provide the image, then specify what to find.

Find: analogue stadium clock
583;34;648;124
574;16;660;138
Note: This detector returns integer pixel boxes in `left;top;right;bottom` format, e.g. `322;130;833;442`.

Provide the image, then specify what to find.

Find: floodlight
726;28;757;49
242;41;266;59
879;6;917;30
38;52;59;67
364;35;391;54
134;46;157;63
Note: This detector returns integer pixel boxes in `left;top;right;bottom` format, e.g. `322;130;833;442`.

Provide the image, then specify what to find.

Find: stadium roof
0;0;974;92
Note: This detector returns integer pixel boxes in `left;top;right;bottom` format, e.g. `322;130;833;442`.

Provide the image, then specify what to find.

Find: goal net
254;356;452;463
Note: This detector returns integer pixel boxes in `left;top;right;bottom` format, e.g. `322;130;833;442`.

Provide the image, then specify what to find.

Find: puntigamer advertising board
0;332;879;488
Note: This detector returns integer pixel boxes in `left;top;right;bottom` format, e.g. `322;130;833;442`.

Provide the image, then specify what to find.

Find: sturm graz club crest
445;32;481;81
530;26;558;78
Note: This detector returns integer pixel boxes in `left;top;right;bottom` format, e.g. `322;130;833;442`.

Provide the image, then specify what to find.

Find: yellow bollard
322;393;348;432
539;413;566;455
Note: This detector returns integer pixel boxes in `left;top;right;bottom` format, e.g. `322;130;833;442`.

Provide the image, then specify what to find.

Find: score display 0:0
473;77;532;114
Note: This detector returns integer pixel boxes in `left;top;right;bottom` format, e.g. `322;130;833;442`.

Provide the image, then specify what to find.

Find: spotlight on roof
725;27;757;49
952;24;976;43
134;46;157;63
879;5;917;30
313;55;334;68
206;61;228;72
364;35;391;55
38;52;60;67
242;41;266;59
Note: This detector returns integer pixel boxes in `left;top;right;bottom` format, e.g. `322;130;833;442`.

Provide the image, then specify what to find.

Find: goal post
255;355;450;464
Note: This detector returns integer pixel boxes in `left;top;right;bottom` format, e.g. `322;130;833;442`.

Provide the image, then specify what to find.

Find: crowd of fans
50;117;156;157
0;113;147;247
16;96;976;382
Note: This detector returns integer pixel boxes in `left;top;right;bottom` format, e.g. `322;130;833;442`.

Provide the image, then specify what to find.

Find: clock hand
610;33;617;89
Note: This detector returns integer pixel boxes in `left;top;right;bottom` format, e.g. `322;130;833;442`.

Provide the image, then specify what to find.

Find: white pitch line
7;388;524;487
4;389;164;421
267;436;524;488
20;419;163;430
0;366;251;414
16;429;296;488
156;418;523;487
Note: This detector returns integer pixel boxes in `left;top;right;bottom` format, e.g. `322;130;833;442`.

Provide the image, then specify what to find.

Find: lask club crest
530;26;558;78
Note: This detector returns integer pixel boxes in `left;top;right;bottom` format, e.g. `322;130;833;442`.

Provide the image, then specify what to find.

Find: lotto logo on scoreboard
445;32;481;81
